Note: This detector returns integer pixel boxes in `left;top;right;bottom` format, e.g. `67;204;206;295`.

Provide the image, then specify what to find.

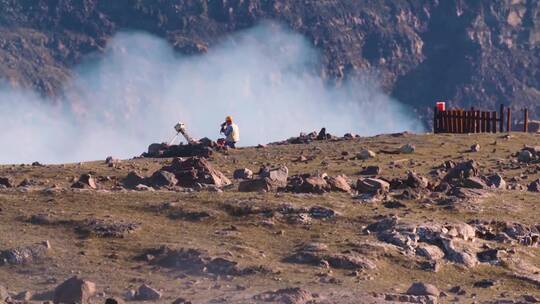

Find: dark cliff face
0;0;539;121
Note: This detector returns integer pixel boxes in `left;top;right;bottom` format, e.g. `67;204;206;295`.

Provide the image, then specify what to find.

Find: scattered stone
53;276;96;304
356;149;376;160
470;143;480;152
285;243;375;270
161;157;231;188
463;177;489;189
172;298;192;304
0;177;14;188
71;174;97;189
326;175;351;192
444;160;479;181
76;219;140;238
0;285;8;301
134;284;161;301
356;178;389;194
528;179;540;192
105;156;120;167
416;244;445;261
486;174;506;189
518;150;534;163
239;166;288;192
105;297;126;304
147;170;178;188
524;295;540;303
287;174;330;194
384;293;437;304
122;171;145;189
473;279;496;288
233;168;253;179
406;282;440;296
134;184;154;191
253;288;313;304
399;143;416;154
361;166;383;176
405;171;429;188
0;241;51;265
308;206;337;219
14;291;32;301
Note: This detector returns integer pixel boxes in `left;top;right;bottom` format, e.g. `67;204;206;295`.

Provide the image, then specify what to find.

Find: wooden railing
433;104;528;134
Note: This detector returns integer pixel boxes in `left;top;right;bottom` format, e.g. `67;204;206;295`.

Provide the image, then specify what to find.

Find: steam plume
0;22;423;164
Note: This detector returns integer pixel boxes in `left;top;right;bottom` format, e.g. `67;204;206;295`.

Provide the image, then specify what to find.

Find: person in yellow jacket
220;116;240;148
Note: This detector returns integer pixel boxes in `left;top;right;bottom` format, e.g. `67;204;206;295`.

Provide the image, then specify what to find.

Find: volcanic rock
161;157;231;188
356;149;376;160
71;174;97;189
0;241;51;265
356;178;390;194
147;170;177;188
122;171;146;189
75;219;140;238
486;174;506;189
233;168;253;179
444;160;479;181
405;171;429;188
53;276;96;304
0;177;13;188
470;143;480;152
253;288;313;304
287;174;330;194
416;244;445;261
360;166;381;175
326;174;351;192
134;284;161;301
463;177;489;189
406;282;440;296
528;179;540;192
399;143;416;154
239;166;288;192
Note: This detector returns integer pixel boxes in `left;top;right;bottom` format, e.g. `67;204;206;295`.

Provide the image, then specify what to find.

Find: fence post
476;110;481;133
524;108;528;132
433;106;438;133
507;108;512;132
486;112;492;133
492;111;497;133
499;104;504;132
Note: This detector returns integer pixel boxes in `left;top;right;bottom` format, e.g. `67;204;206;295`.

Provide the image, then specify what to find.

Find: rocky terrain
1;130;540;303
1;0;540;122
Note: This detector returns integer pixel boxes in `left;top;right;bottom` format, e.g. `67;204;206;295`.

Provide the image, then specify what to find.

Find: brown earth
1;132;540;303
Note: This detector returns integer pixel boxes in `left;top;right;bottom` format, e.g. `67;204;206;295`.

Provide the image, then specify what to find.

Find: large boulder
463;177;489;189
356;178;389;194
162;157;231;188
53;276;96;304
147;170;177;188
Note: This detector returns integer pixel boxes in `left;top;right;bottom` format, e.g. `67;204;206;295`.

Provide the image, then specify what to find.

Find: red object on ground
436;101;446;111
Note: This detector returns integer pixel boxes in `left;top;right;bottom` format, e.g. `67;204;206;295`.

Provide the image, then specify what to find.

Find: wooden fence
434;104;528;134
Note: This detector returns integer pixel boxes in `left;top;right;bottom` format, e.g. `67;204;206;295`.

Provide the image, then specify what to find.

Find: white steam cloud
0;22;423;164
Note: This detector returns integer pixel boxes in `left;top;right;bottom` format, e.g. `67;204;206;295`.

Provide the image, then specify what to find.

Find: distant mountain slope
0;0;539;122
